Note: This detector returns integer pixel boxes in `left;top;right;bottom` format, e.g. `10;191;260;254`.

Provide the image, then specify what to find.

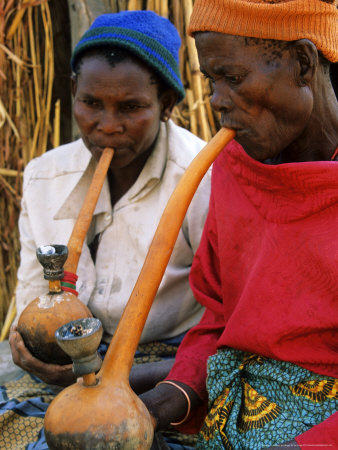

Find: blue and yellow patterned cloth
197;348;338;449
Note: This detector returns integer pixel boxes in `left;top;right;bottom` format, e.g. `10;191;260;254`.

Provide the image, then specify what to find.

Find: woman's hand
9;325;76;387
140;380;201;430
130;359;175;395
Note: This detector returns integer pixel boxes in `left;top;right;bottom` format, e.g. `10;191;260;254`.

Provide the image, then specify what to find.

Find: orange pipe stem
83;373;97;386
64;147;114;275
48;280;62;293
99;128;235;381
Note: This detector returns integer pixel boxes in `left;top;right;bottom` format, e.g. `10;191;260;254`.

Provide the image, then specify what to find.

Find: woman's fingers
9;327;74;386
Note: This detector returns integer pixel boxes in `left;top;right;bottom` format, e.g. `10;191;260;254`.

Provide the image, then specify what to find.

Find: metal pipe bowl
55;318;103;376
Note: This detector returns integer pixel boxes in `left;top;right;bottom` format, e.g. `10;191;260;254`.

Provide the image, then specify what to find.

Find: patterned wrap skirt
197;348;338;449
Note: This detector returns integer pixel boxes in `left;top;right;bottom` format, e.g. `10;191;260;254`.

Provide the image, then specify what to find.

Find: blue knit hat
71;10;185;102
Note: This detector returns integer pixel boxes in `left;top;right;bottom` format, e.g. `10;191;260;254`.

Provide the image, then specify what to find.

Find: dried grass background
0;0;220;337
0;0;56;337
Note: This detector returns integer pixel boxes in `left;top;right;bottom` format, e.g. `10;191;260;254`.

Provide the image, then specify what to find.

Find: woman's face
195;32;313;162
72;55;171;169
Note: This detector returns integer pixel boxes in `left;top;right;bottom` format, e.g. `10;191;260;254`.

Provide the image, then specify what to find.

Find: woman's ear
292;39;318;87
159;89;178;122
71;75;77;98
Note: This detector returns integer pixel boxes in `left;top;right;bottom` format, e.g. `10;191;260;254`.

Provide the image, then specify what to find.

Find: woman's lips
91;144;128;154
235;129;247;138
221;124;246;137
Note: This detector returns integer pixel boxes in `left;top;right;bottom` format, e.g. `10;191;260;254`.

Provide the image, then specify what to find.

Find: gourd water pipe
17;147;114;364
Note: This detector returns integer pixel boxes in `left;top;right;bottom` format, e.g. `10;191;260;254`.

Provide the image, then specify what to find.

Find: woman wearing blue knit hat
71;10;185;102
1;10;210;450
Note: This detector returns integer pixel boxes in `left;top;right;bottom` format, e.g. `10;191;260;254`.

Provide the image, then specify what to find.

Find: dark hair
243;36;291;62
330;62;337;99
73;46;130;74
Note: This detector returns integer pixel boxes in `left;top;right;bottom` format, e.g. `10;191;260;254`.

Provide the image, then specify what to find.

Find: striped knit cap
71;10;185;102
188;0;338;63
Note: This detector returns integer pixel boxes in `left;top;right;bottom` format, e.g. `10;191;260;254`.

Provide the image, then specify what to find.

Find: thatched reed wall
1;0;56;336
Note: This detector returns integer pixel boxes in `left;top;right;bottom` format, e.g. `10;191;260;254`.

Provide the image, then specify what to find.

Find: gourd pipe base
44;379;154;449
17;245;92;365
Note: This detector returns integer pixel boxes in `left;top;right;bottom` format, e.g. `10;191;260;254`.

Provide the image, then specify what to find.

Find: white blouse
16;120;211;343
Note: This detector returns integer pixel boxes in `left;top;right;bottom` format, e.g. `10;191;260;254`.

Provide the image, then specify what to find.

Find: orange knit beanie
188;0;338;62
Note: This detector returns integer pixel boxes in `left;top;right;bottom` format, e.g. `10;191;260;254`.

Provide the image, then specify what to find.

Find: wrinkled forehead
195;31;290;64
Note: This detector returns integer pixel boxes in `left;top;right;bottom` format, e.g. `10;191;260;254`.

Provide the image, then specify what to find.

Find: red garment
167;141;338;443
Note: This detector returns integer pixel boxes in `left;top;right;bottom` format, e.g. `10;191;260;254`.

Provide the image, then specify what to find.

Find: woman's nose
210;83;233;114
97;110;124;134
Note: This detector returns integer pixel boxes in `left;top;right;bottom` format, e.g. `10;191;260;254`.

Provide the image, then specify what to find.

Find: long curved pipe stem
64;147;114;274
99;128;235;381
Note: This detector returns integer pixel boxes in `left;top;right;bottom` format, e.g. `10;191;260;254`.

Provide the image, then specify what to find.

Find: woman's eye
82;98;99;107
122;103;142;111
225;75;243;85
202;73;214;83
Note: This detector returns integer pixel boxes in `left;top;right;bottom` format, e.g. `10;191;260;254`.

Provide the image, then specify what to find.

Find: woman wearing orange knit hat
141;1;338;448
